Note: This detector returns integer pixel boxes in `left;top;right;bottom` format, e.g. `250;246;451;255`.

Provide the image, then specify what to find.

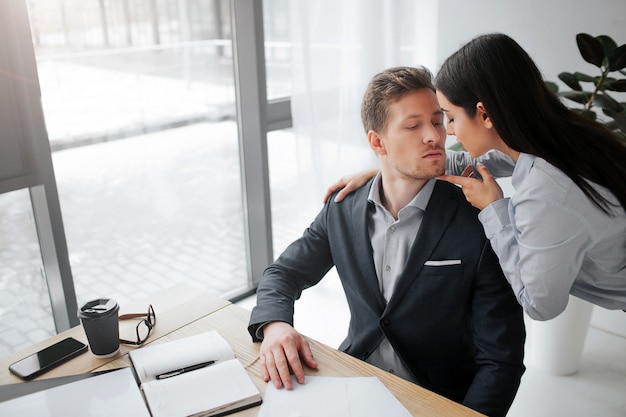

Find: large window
263;0;291;100
30;0;250;306
0;190;54;355
0;0;285;357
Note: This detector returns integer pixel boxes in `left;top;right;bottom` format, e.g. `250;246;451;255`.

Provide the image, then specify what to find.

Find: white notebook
1;331;261;417
129;330;262;417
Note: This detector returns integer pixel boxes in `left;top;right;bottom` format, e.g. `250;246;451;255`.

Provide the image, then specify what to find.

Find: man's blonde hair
361;66;435;134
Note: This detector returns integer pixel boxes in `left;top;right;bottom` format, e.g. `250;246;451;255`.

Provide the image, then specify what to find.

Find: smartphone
9;337;88;380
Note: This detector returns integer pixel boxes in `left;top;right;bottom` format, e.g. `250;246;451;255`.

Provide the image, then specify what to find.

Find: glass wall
263;0;291;100
30;0;235;148
0;0;253;358
266;128;323;256
0;190;54;356
1;0;294;357
28;0;251;306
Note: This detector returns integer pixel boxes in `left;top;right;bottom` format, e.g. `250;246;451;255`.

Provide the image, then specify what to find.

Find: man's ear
476;102;494;129
368;130;386;155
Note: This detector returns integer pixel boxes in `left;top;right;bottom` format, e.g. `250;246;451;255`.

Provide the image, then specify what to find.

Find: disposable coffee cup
78;298;120;358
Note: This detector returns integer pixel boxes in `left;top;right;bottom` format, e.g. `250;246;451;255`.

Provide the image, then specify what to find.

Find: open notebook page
129;330;235;383
141;358;261;417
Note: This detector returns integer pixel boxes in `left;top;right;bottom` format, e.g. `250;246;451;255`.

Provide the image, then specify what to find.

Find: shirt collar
367;171;436;212
512;152;535;189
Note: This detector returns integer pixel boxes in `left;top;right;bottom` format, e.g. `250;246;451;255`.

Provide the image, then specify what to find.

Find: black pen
155;360;216;380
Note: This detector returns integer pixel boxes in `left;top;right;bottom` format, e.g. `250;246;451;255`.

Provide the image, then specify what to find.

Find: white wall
434;0;626;336
435;0;626;83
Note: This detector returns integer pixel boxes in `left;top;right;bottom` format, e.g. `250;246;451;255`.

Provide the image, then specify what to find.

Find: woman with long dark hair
434;33;626;320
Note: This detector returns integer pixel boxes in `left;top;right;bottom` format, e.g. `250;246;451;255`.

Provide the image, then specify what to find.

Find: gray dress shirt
365;173;435;382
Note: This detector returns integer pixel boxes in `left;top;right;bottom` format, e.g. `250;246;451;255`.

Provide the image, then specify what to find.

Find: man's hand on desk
259;321;318;390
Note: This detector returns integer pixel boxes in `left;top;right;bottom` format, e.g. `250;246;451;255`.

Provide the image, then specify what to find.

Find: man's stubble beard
391;161;445;182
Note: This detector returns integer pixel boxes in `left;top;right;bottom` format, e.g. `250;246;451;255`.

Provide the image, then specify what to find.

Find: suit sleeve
462;240;526;417
247;202;336;341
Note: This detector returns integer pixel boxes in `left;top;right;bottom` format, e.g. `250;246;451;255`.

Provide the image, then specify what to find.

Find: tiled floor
236;270;626;417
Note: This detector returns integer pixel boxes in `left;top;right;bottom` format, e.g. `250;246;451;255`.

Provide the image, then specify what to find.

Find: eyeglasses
119;304;156;345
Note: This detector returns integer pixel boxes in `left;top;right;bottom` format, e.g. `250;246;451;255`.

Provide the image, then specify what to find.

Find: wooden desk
1;285;483;416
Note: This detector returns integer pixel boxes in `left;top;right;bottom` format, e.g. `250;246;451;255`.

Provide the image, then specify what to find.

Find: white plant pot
525;295;594;376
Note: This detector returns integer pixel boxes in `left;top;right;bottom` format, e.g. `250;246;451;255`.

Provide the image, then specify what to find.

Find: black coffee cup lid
78;298;119;318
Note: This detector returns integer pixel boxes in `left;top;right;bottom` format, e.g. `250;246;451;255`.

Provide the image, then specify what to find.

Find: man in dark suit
248;66;525;417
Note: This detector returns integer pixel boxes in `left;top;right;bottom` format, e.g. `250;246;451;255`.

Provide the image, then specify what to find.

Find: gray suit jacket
248;179;525;417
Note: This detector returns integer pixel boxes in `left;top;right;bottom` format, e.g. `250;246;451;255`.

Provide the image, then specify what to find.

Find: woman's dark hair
434;33;626;214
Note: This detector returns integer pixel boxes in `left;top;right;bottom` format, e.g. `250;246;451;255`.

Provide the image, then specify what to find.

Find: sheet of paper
0;368;150;417
257;375;412;417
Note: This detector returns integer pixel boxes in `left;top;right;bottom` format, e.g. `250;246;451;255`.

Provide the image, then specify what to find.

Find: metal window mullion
4;0;78;332
30;184;79;331
267;97;292;131
230;0;273;287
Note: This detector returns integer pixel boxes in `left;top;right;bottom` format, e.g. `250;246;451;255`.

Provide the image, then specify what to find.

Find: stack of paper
258;375;412;417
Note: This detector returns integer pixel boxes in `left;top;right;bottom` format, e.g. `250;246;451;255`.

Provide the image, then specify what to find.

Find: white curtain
288;0;440;196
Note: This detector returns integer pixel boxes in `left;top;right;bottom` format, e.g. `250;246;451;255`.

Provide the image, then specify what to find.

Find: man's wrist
256;320;288;340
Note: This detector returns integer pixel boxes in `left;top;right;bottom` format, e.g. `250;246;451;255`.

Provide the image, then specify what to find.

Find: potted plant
545;33;626;144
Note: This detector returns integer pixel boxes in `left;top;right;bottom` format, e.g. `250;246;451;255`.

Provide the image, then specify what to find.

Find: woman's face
436;90;501;158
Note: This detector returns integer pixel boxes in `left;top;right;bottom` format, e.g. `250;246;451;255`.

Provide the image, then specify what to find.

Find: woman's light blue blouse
479;153;626;320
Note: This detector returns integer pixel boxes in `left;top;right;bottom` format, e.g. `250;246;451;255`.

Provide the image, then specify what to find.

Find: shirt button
389;369;395;374
385;265;391;272
390;226;396;232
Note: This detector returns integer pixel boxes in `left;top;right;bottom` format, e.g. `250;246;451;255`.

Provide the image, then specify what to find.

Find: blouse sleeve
445;149;516;177
479;195;591;320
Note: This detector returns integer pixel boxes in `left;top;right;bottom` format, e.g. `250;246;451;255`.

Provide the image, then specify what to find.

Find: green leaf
574;72;596;83
604;79;626;92
594;93;624;112
576;33;605;67
545;81;559;93
560;90;591;105
558;72;582;91
597;35;618;57
603;108;626;132
573;109;597;120
607;44;626;71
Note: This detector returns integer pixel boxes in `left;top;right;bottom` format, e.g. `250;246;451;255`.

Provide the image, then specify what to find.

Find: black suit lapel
385;181;460;309
350;179;387;311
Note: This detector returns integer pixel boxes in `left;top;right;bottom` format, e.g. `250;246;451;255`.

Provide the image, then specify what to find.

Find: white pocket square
424;260;462;266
